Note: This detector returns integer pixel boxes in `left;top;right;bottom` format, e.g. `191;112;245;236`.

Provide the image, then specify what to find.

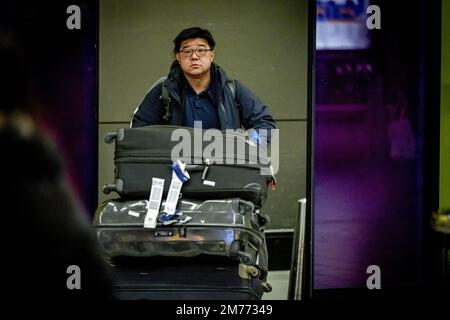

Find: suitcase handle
230;241;253;264
103;184;116;194
103;179;124;194
257;213;270;228
237;251;253;264
104;129;125;144
239;199;255;214
104;132;117;144
185;164;204;172
185;161;213;180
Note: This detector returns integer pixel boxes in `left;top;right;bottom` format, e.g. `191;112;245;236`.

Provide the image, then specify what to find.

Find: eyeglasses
179;48;212;58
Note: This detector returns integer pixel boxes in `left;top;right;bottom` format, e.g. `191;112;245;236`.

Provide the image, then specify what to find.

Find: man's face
176;38;214;78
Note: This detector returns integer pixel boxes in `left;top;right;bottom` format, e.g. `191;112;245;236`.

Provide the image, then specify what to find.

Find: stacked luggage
94;125;275;300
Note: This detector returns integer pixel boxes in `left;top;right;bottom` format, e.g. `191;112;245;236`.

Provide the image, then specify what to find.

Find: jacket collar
165;61;229;100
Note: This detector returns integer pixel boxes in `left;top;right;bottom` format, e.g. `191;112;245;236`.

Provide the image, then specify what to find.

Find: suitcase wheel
238;264;260;279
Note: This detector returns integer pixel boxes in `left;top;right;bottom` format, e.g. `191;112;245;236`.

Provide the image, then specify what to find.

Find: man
131;27;276;142
131;27;273;291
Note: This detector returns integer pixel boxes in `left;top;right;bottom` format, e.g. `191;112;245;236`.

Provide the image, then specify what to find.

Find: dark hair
173;27;216;55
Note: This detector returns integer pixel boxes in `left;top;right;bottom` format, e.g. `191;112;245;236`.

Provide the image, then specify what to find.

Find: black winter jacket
131;61;276;133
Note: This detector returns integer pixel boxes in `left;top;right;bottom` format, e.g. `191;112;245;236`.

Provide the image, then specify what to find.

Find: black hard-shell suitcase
93;198;269;269
111;256;265;300
102;125;275;208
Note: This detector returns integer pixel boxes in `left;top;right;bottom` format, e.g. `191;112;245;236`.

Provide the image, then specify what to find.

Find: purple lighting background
4;1;98;215
313;0;424;289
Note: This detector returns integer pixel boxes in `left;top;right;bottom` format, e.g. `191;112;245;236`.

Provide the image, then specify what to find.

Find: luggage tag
128;210;140;218
162;159;190;216
159;210;182;225
127;200;147;217
202;158;216;186
158;210;192;225
144;178;165;229
269;165;277;191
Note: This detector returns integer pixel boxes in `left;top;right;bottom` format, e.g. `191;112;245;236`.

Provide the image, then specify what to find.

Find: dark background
1;1;98;215
312;0;443;296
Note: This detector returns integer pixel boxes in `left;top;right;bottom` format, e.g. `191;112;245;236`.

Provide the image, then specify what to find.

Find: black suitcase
102;125;275;208
111;256;265;300
93;198;269;269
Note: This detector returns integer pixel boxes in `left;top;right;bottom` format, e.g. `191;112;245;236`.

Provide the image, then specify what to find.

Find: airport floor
314;103;420;289
263;271;290;300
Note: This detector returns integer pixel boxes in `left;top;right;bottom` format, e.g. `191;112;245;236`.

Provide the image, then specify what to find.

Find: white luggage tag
162;159;190;216
201;158;216;186
144;178;165;229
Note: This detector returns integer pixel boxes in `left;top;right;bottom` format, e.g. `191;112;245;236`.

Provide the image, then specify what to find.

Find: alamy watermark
66;265;81;290
66;4;381;31
366;265;381;289
366;5;381;30
66;5;81;30
170;121;279;176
